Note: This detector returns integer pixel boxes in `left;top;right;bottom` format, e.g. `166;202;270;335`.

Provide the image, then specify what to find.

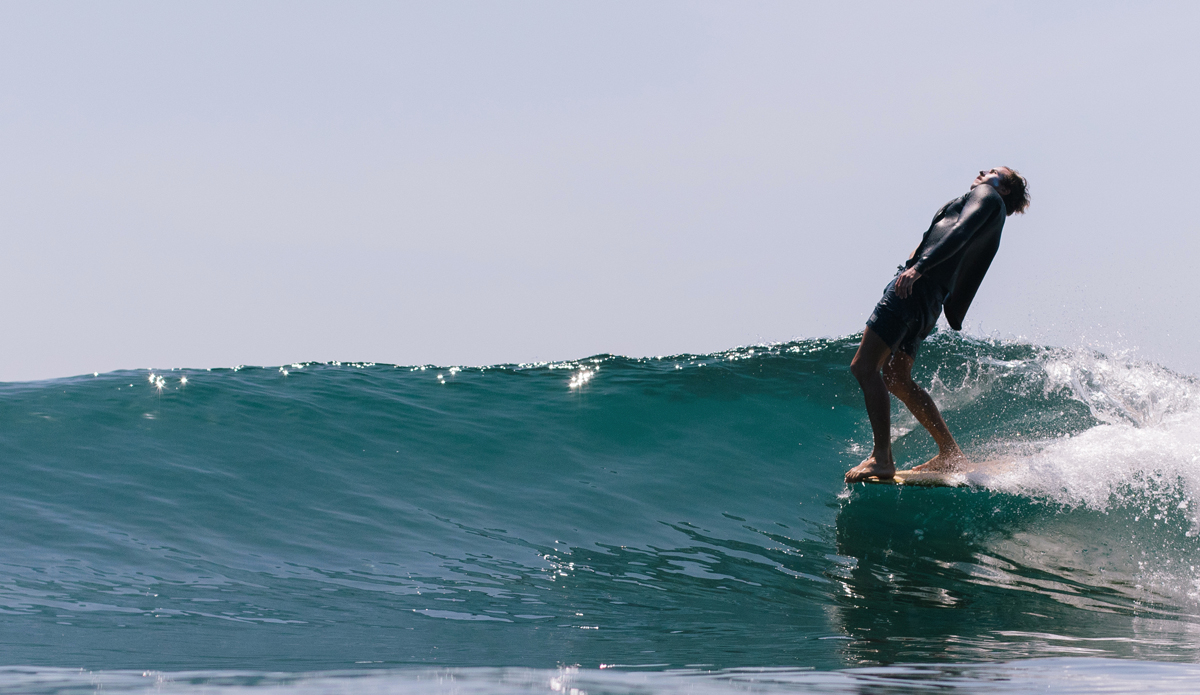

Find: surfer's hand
895;267;921;299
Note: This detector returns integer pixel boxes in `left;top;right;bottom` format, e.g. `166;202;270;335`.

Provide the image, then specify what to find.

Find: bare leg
845;328;896;482
881;352;966;472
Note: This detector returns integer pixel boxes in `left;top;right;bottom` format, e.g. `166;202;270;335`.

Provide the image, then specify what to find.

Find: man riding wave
845;167;1030;483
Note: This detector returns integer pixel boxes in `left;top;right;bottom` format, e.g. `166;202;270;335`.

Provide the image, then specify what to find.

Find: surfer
845;167;1029;483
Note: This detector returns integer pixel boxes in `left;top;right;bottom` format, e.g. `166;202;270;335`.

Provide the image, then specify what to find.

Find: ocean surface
2;332;1199;693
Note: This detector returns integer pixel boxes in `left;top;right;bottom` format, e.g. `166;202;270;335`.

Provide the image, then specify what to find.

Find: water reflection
389;487;1200;670
828;485;1200;665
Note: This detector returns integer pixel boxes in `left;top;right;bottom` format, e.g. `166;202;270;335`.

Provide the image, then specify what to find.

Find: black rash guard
905;184;1006;330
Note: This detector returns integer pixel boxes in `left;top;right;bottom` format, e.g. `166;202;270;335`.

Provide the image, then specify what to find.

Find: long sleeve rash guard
905;184;1006;330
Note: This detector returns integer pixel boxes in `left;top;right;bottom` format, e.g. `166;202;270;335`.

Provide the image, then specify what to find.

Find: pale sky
1;2;1197;381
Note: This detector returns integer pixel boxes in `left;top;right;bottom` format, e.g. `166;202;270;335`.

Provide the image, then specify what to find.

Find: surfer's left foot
911;450;968;473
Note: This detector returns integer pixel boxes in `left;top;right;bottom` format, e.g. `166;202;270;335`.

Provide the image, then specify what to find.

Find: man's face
971;167;1011;193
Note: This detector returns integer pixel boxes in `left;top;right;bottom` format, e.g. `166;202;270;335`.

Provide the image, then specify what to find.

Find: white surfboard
863;459;1014;487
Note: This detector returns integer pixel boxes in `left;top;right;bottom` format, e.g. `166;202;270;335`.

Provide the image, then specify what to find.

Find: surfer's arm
894;236;932;298
912;187;1002;275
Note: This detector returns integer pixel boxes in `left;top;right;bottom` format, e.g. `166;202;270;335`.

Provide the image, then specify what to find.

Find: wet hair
997;167;1029;215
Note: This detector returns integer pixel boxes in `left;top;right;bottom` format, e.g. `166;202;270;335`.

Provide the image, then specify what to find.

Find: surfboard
862;459;1014;487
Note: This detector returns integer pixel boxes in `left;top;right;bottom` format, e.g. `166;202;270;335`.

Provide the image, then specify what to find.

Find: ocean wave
0;332;1196;670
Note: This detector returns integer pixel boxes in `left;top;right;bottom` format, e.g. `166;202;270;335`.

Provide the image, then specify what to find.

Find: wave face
1;332;1199;672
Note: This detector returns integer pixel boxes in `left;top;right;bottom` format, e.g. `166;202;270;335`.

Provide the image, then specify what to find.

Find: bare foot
911;450;968;473
845;455;896;483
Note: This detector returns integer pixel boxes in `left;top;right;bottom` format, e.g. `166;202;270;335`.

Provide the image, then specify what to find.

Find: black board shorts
865;275;947;358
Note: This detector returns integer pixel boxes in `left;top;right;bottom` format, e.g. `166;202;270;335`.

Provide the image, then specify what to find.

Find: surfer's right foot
845;455;895;483
911;450;968;473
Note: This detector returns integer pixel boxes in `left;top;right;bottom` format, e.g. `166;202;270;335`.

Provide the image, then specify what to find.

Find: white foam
954;346;1200;609
973;348;1200;517
992;411;1200;516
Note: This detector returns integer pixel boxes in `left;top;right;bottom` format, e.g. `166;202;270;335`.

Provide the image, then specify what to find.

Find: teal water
2;332;1199;692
